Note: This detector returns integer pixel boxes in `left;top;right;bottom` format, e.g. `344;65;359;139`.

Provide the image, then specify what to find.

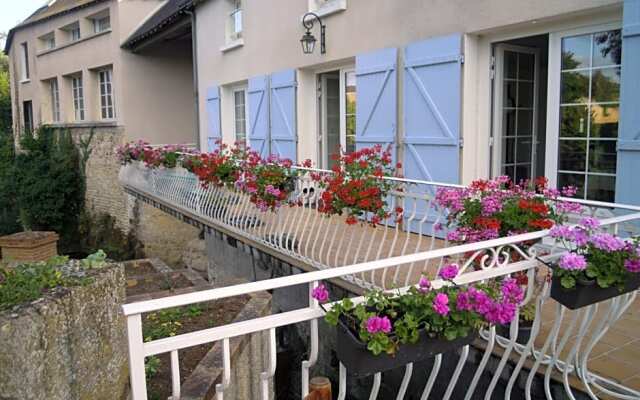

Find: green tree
0;32;11;134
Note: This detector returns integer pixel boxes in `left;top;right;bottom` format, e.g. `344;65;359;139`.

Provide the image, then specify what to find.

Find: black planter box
496;322;533;345
336;322;476;377
551;274;640;310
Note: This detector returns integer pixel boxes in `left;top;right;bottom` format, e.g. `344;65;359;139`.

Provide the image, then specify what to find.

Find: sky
0;0;48;45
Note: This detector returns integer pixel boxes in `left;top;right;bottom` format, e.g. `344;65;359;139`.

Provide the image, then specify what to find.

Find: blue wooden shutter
616;0;640;205
248;75;270;157
205;85;221;152
355;48;397;153
269;69;297;161
403;33;462;186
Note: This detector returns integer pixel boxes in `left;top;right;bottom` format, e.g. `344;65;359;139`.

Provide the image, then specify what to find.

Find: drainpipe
186;8;200;151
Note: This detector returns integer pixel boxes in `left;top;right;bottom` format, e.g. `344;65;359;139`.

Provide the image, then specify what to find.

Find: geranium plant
238;153;299;212
435;176;577;244
316;145;401;226
191;141;245;189
313;264;523;356
142;144;195;169
549;217;640;290
116;140;149;165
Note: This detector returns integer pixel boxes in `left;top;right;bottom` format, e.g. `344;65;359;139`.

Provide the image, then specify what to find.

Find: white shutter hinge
489;136;494;147
459;138;464;148
459;54;465;64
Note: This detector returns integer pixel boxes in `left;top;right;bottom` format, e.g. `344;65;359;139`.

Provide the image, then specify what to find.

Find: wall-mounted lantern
300;12;325;54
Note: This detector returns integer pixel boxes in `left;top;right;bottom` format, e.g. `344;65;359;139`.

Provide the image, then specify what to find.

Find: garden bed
143;296;249;400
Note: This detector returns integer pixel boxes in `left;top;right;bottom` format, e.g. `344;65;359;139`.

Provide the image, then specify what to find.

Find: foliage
14;127;85;250
0;130;19;235
116;140;197;169
435;176;579;244
315;145;401;226
0;251;106;310
549;218;640;290
0;49;11;134
315;267;523;356
190;141;244;188
142;305;203;342
145;356;161;378
78;212;143;261
239;152;298;212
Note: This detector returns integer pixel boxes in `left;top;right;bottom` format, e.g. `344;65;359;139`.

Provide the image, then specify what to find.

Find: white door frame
491;44;540;180
545;21;621;190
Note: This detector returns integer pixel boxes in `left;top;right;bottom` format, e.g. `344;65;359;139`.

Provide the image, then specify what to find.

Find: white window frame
232;86;249;147
20;42;29;81
230;0;242;40
317;65;355;168
71;75;85;121
50;79;61;122
99;69;115;120
70;25;81;41
491;44;540;181
544;21;622;193
94;16;110;33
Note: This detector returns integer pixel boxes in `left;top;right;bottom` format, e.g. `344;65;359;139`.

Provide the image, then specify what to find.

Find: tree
0;32;11;134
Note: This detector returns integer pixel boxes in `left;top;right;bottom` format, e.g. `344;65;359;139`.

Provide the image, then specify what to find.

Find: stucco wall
194;0;623;180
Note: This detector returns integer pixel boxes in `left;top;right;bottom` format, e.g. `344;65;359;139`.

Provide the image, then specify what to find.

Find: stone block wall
0;264;129;400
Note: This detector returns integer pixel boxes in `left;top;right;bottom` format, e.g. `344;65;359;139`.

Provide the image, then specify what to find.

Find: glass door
492;44;539;183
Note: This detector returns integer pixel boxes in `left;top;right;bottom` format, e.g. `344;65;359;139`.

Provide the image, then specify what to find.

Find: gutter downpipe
186;8;200;151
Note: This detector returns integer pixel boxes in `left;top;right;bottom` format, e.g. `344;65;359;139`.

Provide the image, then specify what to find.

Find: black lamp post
301;12;325;54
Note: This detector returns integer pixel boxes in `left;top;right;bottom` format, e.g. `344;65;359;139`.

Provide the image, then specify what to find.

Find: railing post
126;314;148;400
302;281;320;398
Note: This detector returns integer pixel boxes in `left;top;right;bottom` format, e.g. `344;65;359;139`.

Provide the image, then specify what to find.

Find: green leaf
560;275;576;289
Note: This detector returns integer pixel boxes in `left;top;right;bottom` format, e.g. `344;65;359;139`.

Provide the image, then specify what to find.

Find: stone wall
0;263;129;400
67;126;200;267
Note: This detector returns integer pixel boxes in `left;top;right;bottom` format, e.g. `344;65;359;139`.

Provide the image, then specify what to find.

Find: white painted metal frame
121;162;640;400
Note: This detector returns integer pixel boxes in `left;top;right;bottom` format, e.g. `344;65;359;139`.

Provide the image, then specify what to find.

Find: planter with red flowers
190;142;245;189
312;265;523;377
547;218;640;309
238;153;299;212
316;145;401;226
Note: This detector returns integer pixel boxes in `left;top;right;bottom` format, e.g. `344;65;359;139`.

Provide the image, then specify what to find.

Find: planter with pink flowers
312;265;523;376
548;217;640;310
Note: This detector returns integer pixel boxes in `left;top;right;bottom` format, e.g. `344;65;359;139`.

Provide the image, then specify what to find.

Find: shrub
78;212;143;261
0;131;19;235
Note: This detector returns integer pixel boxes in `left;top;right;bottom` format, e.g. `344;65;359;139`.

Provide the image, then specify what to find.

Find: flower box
550;274;640;310
336;319;476;377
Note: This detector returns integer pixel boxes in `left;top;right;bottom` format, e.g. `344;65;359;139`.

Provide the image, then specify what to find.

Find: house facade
191;0;639;206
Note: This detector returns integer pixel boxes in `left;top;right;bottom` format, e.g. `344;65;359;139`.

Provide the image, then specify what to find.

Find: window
233;88;248;147
40;33;55;50
50;79;60;122
23;101;33;133
556;29;621;202
99;69;115;119
319;68;356;168
20;43;30;80
71;75;85;121
70;26;81;41
229;0;242;40
94;16;110;33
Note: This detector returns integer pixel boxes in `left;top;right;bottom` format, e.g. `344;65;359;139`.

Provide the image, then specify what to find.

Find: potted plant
314;145;402;226
239;152;299;212
312;265;523;377
547;218;640;309
190;142;244;189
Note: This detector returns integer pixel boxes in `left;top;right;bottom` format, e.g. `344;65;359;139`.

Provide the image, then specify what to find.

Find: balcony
119;162;640;399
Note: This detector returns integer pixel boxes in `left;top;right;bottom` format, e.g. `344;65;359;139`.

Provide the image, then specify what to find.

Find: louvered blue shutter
205;85;221;152
248;75;270;157
616;0;640;206
355;48;397;153
269;69;297;161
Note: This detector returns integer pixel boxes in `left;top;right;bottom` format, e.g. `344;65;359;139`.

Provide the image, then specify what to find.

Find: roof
121;0;197;50
4;0;109;54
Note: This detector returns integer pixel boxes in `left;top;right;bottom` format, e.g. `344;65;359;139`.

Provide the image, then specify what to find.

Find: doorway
317;68;356;169
491;35;548;183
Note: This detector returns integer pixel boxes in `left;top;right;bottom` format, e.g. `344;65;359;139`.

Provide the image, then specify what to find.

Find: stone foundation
0;263;128;400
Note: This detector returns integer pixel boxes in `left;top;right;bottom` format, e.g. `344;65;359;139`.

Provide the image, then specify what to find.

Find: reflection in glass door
557;29;621;202
493;45;539;184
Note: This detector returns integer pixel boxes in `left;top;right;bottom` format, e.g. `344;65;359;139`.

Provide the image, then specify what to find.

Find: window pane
558;140;586;171
591;67;620;103
558;173;585;198
588;140;617;174
560;106;588;138
560;70;589;104
503;109;516;136
592;30;622;67
503;81;516;107
562;35;591;70
589;104;618;138
503;138;515;164
515;165;531;183
516;110;532;136
516;137;532;163
504;51;517;79
518;53;534;80
502;165;515;181
517;82;534;108
586;175;615;202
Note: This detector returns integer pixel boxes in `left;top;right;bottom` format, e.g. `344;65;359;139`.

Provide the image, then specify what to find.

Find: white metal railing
120;162;640;399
